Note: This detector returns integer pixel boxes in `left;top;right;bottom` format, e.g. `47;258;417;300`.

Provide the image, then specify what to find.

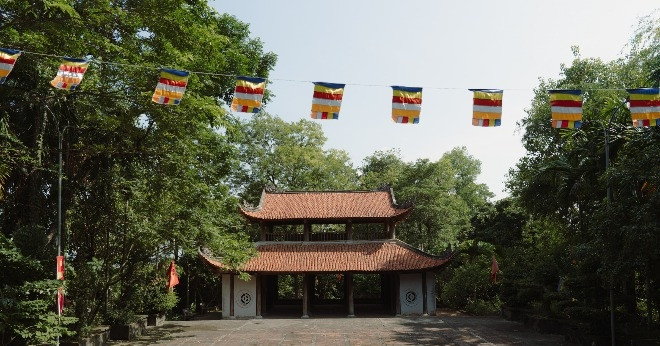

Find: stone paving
108;310;574;345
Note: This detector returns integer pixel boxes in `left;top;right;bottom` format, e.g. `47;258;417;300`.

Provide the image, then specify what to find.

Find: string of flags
2;48;660;128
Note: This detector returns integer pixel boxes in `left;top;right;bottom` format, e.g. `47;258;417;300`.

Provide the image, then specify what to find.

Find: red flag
57;287;64;315
491;256;500;283
56;256;65;280
167;260;179;289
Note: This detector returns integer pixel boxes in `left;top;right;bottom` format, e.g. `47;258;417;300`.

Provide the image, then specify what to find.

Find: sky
211;0;659;199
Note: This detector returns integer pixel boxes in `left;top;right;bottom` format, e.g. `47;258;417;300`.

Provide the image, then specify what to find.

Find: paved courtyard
108;310;573;345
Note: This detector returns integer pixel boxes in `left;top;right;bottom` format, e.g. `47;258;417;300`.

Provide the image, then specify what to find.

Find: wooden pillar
422;272;428;316
345;221;352;240
389;222;396;239
347;273;355;317
256;274;262;318
259;224;266;241
302;274;309;318
229;274;235;318
303;221;310;241
395;273;401;316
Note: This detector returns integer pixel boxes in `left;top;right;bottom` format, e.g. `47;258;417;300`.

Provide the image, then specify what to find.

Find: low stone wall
61;326;110;346
109;315;147;341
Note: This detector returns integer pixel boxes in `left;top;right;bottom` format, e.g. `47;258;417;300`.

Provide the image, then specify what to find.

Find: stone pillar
255;274;262;318
303;221;310;241
229;274;235;319
389;222;396;239
347;273;355;317
395;273;401;316
302;274;309;318
422;272;428;316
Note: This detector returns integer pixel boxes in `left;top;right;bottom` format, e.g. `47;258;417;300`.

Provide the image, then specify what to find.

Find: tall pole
57;129;63;258
603;101;625;346
603;124;615;346
56;125;68;346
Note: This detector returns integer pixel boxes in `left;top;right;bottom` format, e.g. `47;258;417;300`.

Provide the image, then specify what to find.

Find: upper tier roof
239;188;413;223
199;240;451;274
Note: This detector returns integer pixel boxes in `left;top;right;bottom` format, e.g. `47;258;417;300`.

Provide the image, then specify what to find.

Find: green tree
506;14;660;331
231;112;358;204
0;0;274;340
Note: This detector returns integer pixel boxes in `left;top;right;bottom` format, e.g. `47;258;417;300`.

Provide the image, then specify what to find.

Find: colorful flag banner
152;68;189;105
491;256;500;283
627;88;660;127
310;82;345;120
50;57;89;90
231;76;266;113
391;86;422;124
0;48;21;84
56;255;65;280
470;89;503;127
549;89;582;128
167;260;179;289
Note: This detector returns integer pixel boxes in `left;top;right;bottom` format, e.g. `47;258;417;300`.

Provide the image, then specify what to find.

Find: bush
440;257;499;315
465;297;502;315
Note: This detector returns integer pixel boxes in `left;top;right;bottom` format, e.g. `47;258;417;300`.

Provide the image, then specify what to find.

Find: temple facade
200;188;451;318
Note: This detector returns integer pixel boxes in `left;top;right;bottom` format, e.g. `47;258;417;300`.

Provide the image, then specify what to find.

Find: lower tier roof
199;240;451;274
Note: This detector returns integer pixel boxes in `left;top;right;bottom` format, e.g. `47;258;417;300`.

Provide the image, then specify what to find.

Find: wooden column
229;274;235;318
389;222;396;239
255;274;262;318
422;272;428;316
345;220;352;240
302;274;310;318
395;273;401;316
347;273;355;317
303;221;310;241
259;224;266;241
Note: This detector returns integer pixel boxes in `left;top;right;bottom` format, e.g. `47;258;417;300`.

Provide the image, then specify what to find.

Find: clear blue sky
211;0;658;199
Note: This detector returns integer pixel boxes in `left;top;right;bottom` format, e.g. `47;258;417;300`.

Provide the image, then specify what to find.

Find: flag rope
10;49;636;92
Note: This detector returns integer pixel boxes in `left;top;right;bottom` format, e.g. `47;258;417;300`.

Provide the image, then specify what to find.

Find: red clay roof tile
239;189;412;222
199;240;450;273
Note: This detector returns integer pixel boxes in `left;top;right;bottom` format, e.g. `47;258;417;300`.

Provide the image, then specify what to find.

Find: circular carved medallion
403;289;418;307
237;291;252;307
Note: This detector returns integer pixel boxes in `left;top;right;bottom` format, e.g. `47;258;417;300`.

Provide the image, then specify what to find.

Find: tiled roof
199;240;451;273
239;189;412;222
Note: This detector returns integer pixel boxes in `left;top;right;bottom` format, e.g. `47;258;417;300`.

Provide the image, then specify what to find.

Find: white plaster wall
221;274;230;318
233;274;256;317
426;272;436;315
399;273;423;315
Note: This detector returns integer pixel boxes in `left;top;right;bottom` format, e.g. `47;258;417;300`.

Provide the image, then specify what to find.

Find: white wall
233;274;256;317
399;273;423;315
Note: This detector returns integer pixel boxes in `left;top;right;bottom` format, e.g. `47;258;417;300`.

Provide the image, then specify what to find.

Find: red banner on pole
167;260;179;289
57;287;64;315
491;256;500;283
56;256;65;280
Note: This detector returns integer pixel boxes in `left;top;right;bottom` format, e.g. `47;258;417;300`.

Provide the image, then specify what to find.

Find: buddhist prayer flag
0;48;21;84
470;89;502;127
152;68;189;105
627;88;660;127
50;57;89;90
549;89;582;128
310;82;345;120
391;86;422;124
56;255;65;280
231;76;266;113
167;260;179;289
491;256;499;283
